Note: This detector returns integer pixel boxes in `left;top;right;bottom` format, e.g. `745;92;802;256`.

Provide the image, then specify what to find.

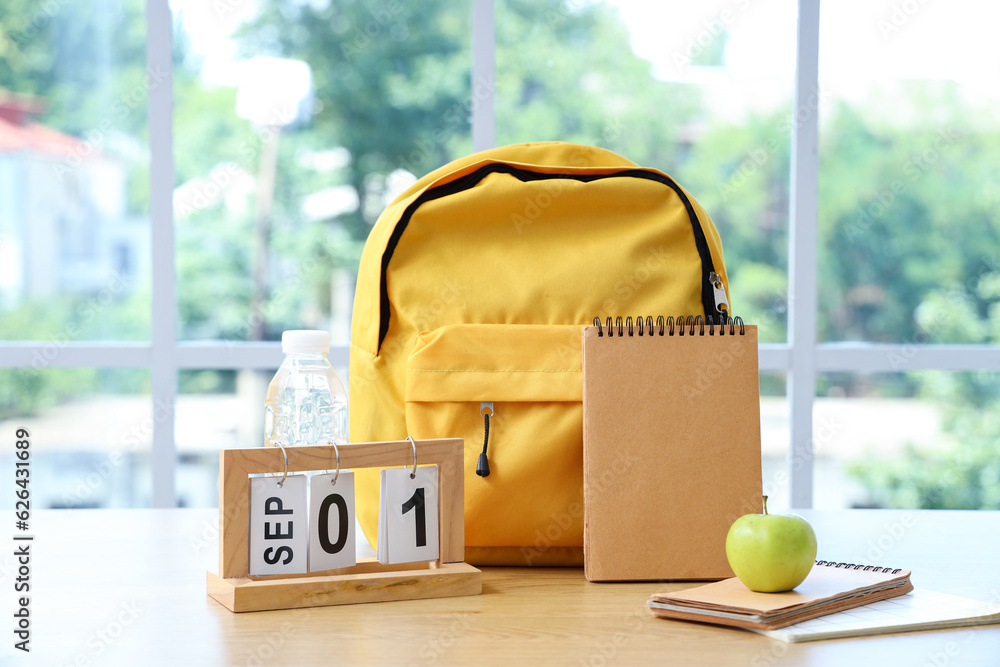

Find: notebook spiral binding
593;315;745;338
815;560;903;574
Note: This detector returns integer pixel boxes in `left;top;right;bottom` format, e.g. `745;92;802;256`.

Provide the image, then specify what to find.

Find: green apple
725;496;817;593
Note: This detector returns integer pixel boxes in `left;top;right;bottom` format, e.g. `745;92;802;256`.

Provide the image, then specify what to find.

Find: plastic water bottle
264;330;348;447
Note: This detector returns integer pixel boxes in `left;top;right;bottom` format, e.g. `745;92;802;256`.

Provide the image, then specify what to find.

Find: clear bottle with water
264;330;348;447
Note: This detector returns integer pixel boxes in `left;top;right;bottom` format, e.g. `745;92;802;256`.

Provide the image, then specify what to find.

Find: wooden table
13;509;1000;665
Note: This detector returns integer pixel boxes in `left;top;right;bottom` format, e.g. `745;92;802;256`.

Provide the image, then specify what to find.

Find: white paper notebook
755;589;1000;643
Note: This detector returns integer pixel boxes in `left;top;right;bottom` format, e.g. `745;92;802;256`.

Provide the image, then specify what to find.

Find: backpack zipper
476;402;494;477
376;164;721;353
709;272;729;316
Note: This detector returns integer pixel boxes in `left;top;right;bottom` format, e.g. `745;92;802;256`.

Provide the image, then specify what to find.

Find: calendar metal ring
406;436;418;479
327;440;341;486
276;442;289;487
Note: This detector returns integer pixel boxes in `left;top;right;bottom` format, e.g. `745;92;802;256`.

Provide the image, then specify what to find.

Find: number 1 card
377;466;439;565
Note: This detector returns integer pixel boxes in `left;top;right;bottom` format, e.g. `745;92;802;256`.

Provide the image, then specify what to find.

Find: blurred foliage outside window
0;0;998;508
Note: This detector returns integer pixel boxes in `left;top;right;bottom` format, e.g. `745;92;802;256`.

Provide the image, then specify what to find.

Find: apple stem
763;495;769;515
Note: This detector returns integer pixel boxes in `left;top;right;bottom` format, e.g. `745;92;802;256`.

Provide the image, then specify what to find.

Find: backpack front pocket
405;323;584;550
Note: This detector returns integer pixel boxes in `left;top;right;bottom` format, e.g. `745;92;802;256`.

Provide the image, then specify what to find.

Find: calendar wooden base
207;439;482;613
207;560;481;613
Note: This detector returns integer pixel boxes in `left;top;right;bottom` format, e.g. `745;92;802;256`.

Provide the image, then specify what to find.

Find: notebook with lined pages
647;560;913;632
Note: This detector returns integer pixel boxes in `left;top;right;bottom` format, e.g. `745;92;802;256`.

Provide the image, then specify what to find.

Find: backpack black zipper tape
376;163;717;353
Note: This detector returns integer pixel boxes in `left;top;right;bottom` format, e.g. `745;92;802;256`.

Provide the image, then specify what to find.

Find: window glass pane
815;371;998;510
0;0;150;341
171;0;471;343
175;369;268;508
760;371;791;512
818;0;1000;343
495;0;796;342
0;368;151;509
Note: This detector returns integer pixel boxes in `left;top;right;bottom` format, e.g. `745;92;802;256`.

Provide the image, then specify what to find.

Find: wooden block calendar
206;438;481;613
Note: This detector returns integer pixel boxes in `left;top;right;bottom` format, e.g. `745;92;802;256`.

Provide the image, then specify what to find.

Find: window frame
1;0;998;508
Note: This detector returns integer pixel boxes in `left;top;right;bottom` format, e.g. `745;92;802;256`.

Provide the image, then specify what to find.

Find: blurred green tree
2;1;1000;509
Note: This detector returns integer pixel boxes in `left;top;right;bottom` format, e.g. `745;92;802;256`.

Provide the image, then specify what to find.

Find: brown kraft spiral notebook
647;561;914;632
582;316;762;582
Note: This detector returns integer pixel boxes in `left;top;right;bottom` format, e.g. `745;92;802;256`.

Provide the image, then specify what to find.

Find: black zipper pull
476;402;494;477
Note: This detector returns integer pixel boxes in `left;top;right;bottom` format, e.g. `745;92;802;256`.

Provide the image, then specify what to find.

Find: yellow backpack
350;142;730;566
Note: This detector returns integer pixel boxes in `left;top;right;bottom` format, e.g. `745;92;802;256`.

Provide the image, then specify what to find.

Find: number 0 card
308;472;357;572
377;466;439;564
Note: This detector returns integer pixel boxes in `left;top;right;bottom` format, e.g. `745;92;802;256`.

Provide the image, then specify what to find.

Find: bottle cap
281;330;330;354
